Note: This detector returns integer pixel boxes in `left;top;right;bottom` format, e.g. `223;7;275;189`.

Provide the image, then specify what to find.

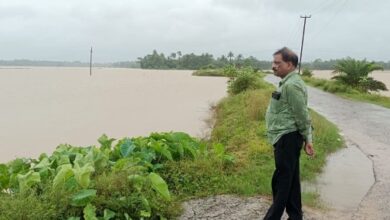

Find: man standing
264;47;314;220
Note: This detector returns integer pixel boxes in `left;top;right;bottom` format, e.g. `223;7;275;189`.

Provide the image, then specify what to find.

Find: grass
192;68;227;77
160;76;344;215
303;76;390;109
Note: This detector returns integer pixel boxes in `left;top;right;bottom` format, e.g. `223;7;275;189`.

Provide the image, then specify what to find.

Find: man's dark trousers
264;131;303;220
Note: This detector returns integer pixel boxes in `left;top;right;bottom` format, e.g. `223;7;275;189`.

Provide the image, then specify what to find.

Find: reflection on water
0;67;227;162
303;142;374;211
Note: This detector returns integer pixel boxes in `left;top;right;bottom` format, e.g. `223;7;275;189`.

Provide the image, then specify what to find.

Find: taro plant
0;132;211;219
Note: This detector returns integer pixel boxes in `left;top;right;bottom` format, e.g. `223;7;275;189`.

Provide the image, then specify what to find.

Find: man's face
272;54;294;78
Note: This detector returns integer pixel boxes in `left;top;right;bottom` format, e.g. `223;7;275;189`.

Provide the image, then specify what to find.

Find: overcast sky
1;0;389;62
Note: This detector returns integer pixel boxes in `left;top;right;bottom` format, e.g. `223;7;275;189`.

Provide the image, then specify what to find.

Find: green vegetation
302;58;390;70
301;68;313;77
162;73;343;208
303;76;390;108
301;58;390;109
0;68;345;219
332;58;387;92
138;50;271;70
0;132;214;219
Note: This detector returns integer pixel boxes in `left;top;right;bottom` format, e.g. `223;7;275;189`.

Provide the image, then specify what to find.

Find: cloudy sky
1;0;389;62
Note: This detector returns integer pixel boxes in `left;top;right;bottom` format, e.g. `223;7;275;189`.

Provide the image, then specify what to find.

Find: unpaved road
180;75;390;219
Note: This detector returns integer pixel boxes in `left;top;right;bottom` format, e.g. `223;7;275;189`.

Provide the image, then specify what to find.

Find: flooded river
0;67;227;163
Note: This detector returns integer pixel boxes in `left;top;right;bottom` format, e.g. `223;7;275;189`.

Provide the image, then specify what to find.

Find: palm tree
170;52;176;59
332;58;386;92
227;51;234;64
236;54;243;67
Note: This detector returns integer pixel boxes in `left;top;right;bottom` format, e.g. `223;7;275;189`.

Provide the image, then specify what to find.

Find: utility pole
298;15;311;74
89;47;93;76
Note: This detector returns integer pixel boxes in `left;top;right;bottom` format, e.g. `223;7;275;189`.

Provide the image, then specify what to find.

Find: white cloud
0;0;389;62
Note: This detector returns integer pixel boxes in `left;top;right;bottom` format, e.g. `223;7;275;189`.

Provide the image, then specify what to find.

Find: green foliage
0;164;10;190
83;203;98;220
332;58;387;92
71;189;97;207
17;171;41;193
138;50;273;70
148;172;171;201
303;76;390;109
0;132;211;219
223;65;238;77
227;68;264;95
301;68;313;77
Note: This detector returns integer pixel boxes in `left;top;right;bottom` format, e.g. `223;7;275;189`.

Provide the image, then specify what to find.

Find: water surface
0;67;227;162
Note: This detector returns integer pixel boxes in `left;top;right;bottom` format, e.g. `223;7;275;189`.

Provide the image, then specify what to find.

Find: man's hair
273;47;298;67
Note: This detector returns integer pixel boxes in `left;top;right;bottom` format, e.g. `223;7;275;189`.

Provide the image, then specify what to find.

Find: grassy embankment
302;76;390;109
169;68;343;205
0;68;343;219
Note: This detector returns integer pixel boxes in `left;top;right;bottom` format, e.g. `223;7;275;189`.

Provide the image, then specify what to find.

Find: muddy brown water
0;67;227;163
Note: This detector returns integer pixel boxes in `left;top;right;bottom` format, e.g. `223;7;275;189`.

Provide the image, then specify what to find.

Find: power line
308;0;349;42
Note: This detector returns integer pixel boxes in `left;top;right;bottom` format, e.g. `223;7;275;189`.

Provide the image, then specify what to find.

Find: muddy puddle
303;141;374;211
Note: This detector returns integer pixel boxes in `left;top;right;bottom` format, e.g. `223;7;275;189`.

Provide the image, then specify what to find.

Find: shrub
228;68;263;95
301;68;313;77
332;58;386;92
223;65;238;77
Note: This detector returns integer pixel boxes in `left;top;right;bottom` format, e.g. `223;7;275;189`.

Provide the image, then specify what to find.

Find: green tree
227;51;234;64
332;58;387;92
235;54;243;67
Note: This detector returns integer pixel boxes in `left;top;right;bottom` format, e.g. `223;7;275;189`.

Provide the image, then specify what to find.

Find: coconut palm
227;51;234;64
332;58;387;92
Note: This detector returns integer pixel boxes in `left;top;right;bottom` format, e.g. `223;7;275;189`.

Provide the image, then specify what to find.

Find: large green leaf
103;209;116;220
73;162;95;189
120;138;135;157
83;203;98;220
151;141;173;161
148;172;170;200
183;142;198;159
17;171;41;192
53;164;73;188
98;134;116;150
91;147;109;171
32;157;51;170
0;164;9;190
8;158;30;174
71;189;97;207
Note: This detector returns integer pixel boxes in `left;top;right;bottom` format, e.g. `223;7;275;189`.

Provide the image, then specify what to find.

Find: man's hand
304;142;315;157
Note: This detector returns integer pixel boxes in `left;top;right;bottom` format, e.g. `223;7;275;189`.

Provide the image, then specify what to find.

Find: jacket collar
279;71;297;87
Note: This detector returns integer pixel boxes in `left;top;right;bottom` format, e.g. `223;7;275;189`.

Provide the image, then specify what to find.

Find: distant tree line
138;50;390;70
137;50;271;70
2;54;390;70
